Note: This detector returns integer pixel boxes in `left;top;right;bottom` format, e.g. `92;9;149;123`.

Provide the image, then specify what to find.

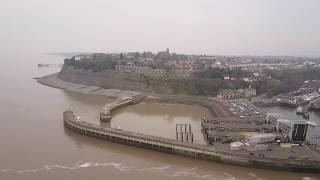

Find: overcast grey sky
1;0;320;56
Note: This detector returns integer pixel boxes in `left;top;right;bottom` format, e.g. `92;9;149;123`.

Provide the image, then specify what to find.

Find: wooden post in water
186;132;189;141
176;123;193;143
181;132;184;142
191;133;194;143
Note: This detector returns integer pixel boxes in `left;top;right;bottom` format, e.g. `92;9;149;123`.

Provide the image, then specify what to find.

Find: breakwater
64;110;320;172
100;97;133;121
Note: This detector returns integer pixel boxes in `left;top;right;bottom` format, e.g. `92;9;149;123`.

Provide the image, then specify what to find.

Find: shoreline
37;73;320;172
37;73;142;99
64;110;320;172
36;73;231;118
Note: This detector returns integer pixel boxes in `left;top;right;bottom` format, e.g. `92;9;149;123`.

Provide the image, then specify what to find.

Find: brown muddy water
0;53;319;180
108;102;210;145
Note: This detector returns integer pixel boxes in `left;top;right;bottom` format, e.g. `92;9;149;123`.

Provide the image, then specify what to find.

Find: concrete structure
242;134;276;152
100;97;133;122
37;73;141;99
245;133;276;145
301;92;320;102
64;110;320;172
244;143;268;152
266;113;280;127
275;95;298;106
274;82;320;107
277;119;308;144
301;80;320;93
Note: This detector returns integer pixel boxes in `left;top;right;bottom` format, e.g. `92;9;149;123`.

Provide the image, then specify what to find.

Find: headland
36;52;320;172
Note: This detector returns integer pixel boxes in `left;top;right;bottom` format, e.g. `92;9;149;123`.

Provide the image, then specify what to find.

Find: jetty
100;97;133;122
64;110;320;172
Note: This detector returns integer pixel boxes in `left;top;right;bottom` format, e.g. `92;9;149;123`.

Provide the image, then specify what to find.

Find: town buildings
115;65;194;78
157;48;170;59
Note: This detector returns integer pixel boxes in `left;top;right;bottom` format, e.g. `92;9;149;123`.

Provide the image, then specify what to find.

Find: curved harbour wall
100;98;133;121
64;111;320;172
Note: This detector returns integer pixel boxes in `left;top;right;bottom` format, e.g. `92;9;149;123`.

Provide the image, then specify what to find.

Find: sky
1;0;320;56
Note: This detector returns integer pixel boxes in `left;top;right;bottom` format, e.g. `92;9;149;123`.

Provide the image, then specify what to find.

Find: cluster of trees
254;67;320;97
144;75;249;96
147;67;320;97
169;78;248;96
253;79;283;97
194;68;227;79
194;67;251;79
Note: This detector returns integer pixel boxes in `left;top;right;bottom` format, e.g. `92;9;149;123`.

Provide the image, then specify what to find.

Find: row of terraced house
115;65;195;78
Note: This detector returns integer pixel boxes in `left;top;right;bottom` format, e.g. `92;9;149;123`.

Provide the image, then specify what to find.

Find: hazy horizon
1;0;320;57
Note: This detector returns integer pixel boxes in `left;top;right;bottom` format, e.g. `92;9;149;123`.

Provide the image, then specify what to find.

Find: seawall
64;110;320;172
37;73;141;99
100;97;133;121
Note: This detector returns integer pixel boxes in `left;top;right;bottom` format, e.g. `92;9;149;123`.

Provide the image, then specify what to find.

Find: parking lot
223;99;266;119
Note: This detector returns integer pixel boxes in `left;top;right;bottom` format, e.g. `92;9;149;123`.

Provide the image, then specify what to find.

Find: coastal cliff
57;63;181;94
56;60;239;96
58;65;150;92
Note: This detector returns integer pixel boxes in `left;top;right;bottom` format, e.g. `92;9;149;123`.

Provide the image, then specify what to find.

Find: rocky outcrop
58;65;148;92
